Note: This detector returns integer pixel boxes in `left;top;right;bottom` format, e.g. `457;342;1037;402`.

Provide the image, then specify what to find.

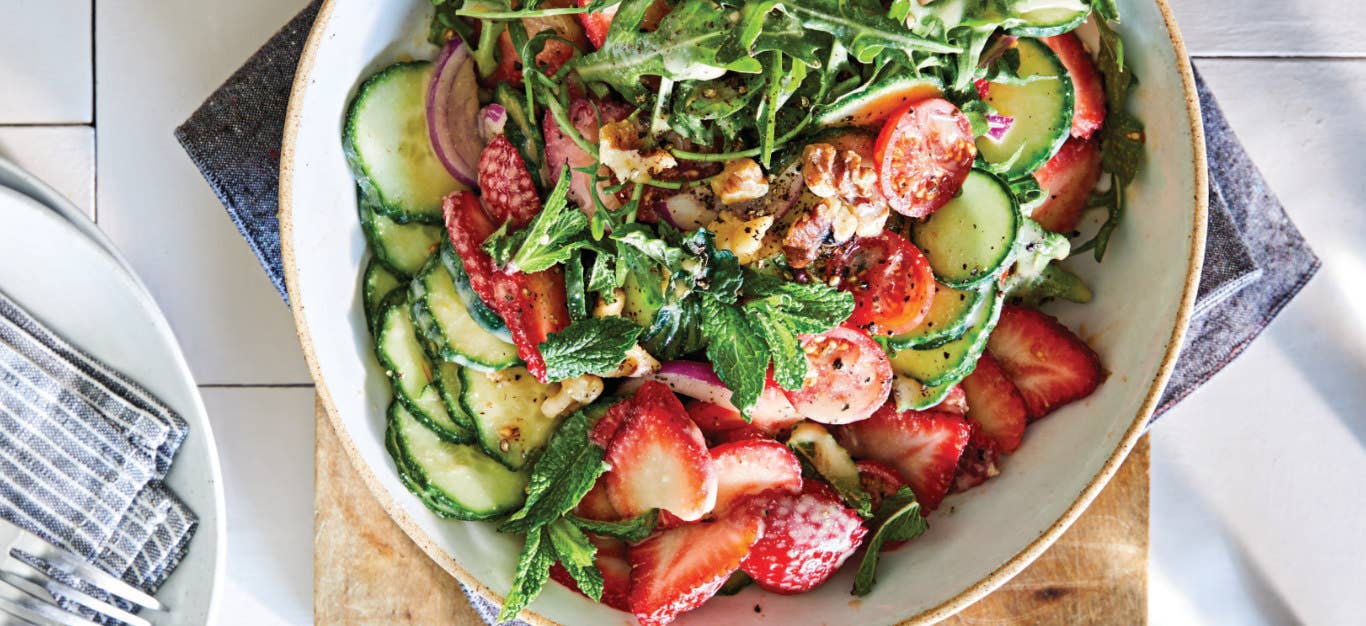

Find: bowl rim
279;0;1208;622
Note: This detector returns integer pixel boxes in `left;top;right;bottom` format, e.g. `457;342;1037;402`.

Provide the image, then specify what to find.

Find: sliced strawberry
477;135;541;228
543;98;632;211
550;534;631;611
685;400;750;437
575;0;616;49
712;425;769;444
986;305;1104;420
486;18;582;87
590;395;632;448
739;482;867;594
628;512;764;626
604;381;718;521
709;440;803;515
442;191;569;382
686;396;799;442
1042;33;1105;139
835;405;971;512
938;385;968;415
960;353;1027;454
857;460;912;551
952;423;1001;494
1031;136;1102;234
574;477;622;522
973;78;991;100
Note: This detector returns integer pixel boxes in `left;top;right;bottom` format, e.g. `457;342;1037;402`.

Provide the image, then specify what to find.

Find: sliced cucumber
344;61;463;224
890;282;987;350
889;286;1003;387
975;38;1074;178
787;422;868;512
913;170;1020;288
392;400;528;520
817;75;943;128
363;259;403;333
893;375;960;412
360;196;444;277
410;257;520;372
439;243;513;342
434;360;477;432
459;366;562;470
1005;0;1092;37
376;296;473;443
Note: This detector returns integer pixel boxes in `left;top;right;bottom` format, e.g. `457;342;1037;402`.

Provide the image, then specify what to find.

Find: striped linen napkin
0;288;196;615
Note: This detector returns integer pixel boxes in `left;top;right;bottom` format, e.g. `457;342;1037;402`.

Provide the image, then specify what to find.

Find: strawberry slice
835;405;971;512
952;423;1001;494
986;305;1104;420
628;512;764;626
685;398;798;443
938;385;968;415
604;381;718;522
739;482;867;594
685;400;750;437
575;0;616;49
960;353;1027;454
857;460;912;551
550;534;631;611
709;440;803;515
477;135;541;228
442;191;569;382
486;19;583;87
1031;137;1103;234
543;99;632;211
574;477;622;522
1042;33;1106;139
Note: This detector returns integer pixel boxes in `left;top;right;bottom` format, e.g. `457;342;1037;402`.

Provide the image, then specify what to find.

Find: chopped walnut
710;158;770;205
606;345;661;378
707;210;776;265
541;374;605;419
599;119;677;184
593;288;627;318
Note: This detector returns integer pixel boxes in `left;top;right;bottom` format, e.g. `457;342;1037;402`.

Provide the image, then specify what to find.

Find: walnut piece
710;158;770;205
599;119;677;184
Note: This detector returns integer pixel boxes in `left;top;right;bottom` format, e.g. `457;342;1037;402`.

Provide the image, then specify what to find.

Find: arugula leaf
852;486;928;596
547;519;604;602
498;526;558;622
538;317;645;381
749;303;807;391
567;510;660;543
1075;17;1145;261
615;224;689;273
700;296;770;417
787;0;960;64
1005;261;1093;307
500;408;610;534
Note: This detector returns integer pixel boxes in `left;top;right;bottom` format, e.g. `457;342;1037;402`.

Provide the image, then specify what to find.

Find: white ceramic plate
0;184;224;626
281;2;1206;623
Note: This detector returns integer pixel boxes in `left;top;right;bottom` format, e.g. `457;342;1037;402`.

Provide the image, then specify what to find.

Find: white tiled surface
0;2;1362;625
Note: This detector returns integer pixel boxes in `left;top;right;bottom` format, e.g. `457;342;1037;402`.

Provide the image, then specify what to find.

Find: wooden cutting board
315;398;1147;625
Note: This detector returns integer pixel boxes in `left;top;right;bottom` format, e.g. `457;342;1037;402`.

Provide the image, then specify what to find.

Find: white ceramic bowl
281;2;1206;622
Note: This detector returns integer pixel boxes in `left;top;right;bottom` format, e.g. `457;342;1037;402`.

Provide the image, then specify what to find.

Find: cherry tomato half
873;98;976;218
836;231;937;338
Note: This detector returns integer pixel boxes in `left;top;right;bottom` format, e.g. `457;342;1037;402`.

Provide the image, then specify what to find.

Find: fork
0;519;161;626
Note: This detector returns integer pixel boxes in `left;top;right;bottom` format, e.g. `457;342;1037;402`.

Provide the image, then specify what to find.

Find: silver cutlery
0;519;160;626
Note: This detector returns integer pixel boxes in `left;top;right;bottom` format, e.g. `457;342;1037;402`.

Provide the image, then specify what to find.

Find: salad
345;0;1143;623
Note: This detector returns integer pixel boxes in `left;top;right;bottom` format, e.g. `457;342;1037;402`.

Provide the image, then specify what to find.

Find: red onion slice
986;114;1014;141
426;38;481;187
622;361;803;428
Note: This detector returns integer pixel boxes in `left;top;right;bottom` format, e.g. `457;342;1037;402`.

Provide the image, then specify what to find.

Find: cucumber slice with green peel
344;61;463;224
890;286;1003;387
363;259;404;333
890;282;988;350
893;374;961;412
459;366;563;470
434;361;477;432
975;38;1074;179
439;243;513;342
391;400;529;520
409;257;519;372
787;422;870;513
913;170;1020;288
360;197;444;277
1004;0;1092;37
376;295;473;443
816;75;944;128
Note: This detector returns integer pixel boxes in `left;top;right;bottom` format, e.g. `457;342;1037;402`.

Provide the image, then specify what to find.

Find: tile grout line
90;0;98;226
1190;53;1366;61
198;383;315;389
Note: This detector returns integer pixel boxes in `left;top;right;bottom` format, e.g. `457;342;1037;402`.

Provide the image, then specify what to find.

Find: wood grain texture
315;397;1148;625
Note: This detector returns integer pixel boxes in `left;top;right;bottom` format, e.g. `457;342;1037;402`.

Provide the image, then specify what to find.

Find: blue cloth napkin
174;5;1319;623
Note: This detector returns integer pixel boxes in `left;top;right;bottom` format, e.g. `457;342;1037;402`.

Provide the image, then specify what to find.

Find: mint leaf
684;229;743;303
615;224;688;274
852;486;928;596
482;220;524;268
511;167;589;272
499;526;558;622
700;296;770;417
538;317;645;381
547;519;604;602
567;510;660;543
750;304;806;391
500;408;610;534
742;270;854;333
